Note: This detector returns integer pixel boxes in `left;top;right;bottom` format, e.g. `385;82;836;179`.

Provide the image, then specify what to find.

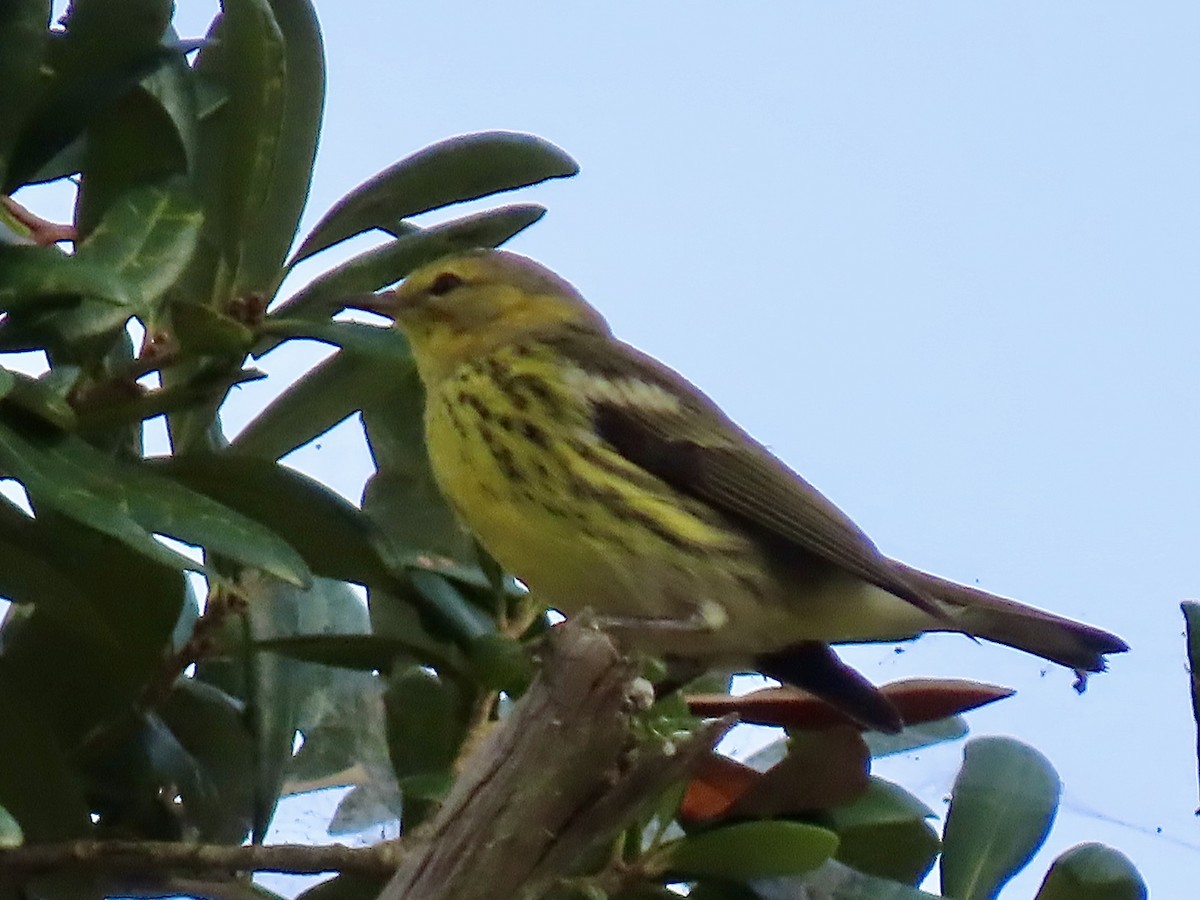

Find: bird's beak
340;291;400;319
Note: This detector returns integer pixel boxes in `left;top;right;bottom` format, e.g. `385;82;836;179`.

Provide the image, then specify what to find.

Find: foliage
0;4;1145;900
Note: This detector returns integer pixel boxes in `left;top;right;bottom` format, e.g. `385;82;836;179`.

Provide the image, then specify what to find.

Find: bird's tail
890;561;1129;673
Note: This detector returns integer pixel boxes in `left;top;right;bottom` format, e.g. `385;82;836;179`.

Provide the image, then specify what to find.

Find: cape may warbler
353;250;1126;731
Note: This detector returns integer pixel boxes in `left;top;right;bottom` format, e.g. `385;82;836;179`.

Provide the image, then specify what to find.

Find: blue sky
30;1;1200;894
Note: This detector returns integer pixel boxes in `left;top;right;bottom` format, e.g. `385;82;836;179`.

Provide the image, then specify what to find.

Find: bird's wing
546;328;948;621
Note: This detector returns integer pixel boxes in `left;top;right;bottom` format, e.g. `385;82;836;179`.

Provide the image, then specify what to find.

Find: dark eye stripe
429;272;464;296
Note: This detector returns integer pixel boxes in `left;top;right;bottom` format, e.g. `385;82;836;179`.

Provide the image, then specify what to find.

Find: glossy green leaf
73;181;203;308
0;185;199;329
5;183;203;354
826;777;940;886
193;0;324;297
74;84;190;237
0;0;50;188
4;371;77;430
0;244;129;308
237;0;324;294
663;821;838;881
1034;842;1147;900
5;3;178;191
229;351;374;461
292;131;575;264
0;418;310;584
205;0;286;286
272;202;546;323
142;48;203;171
941;736;1061;900
153;454;392;589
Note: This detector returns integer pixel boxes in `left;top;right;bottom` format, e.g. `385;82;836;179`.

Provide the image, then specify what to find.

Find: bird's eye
428;272;464;296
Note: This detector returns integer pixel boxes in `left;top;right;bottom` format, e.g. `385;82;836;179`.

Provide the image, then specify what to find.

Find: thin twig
0;839;402;878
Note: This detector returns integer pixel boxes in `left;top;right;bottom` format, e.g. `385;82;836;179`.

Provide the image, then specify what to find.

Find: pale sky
29;2;1200;895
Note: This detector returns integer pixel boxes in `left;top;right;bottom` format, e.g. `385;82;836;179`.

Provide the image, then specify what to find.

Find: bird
349;248;1127;732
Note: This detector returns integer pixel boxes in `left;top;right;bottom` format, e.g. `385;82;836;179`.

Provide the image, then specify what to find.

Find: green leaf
172;301;257;354
5;2;179;192
206;0;286;286
0;418;310;585
271;202;547;323
257;633;460;676
662;821;839;881
0;509;185;751
466;632;534;693
0;244;129;309
383;663;467;827
409;570;495;644
192;0;324;297
825;778;940;886
73;181;203;309
1035;842;1147;900
229;351;375;461
941;736;1061;900
5;371;77;430
153;454;392;589
864;715;968;757
0;495;116;634
0;0;51;188
360;363;476;566
257;318;412;359
292;131;576;264
1;183;204;354
0;674;92;841
776;858;944;899
160;678;256;843
238;0;324;294
74;83;190;237
57;0;174;70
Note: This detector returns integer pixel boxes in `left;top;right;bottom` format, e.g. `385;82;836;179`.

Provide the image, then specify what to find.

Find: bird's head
350;249;611;384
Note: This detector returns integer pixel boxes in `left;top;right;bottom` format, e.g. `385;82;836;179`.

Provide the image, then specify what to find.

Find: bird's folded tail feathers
756;641;903;733
890;562;1129;672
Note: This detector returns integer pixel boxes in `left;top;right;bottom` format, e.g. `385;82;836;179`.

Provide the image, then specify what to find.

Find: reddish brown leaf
727;726;870;818
686;678;1014;730
679;754;760;823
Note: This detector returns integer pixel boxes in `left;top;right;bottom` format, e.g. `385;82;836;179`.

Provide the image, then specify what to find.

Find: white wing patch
567;368;682;413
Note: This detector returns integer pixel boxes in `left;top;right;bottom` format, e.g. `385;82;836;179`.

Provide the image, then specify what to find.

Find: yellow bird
353;249;1126;731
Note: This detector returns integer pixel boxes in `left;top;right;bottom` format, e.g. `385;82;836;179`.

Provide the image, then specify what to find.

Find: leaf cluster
0;4;1148;900
0;2;572;895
